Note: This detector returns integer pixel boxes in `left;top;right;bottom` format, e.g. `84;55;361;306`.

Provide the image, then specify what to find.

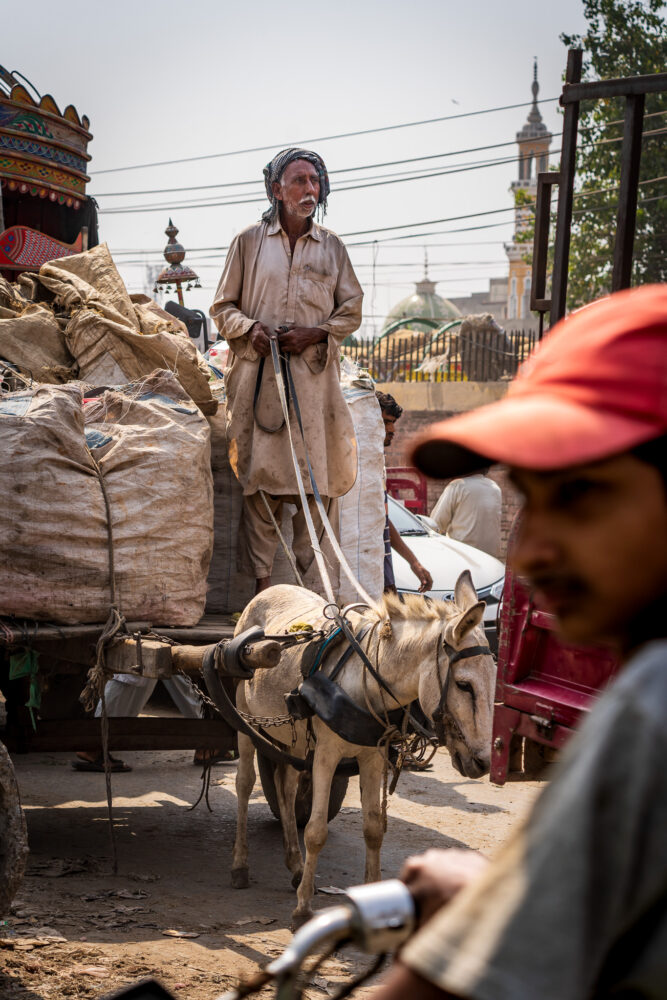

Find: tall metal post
611;93;645;290
550;49;583;324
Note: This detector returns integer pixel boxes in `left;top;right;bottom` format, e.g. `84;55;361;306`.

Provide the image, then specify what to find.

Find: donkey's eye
456;681;474;696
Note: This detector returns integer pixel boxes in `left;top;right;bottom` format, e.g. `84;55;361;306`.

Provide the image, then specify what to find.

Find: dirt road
1;743;542;999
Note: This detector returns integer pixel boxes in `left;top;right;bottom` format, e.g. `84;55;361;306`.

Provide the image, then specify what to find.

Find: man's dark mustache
529;573;589;599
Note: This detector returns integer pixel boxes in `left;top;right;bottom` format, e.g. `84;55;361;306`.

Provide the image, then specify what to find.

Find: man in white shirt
431;469;502;558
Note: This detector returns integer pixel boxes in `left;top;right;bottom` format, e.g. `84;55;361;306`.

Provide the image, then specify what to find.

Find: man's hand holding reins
249;322;274;357
277;326;327;355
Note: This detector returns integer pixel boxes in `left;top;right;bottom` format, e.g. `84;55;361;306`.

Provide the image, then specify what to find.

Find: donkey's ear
454;569;478;611
445;601;485;646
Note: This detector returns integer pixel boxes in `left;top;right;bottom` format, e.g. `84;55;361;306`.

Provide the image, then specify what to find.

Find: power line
110;238;508;257
108;175;667;261
92;142;525;197
94;152;515;203
110;218;520;262
347;220;516;245
342;206;516;238
90;110;667;198
93;125;667;216
90;97;559;176
97;152;526;215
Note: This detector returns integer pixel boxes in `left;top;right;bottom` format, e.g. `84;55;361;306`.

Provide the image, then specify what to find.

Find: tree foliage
560;0;667;308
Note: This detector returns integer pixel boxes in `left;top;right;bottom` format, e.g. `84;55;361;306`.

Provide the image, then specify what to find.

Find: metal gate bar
549;49;582;326
531;50;667;328
612;92;645;291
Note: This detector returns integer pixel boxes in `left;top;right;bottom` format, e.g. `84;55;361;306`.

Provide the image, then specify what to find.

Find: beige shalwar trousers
240;492;339;580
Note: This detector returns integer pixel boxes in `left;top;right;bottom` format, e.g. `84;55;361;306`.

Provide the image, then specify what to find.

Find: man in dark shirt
375;285;667;1000
376;391;432;593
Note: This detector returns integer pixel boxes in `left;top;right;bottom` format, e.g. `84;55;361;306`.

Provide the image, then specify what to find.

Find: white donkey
231;571;496;927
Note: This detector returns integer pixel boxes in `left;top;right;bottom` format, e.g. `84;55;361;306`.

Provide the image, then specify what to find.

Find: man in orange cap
375;285;667;999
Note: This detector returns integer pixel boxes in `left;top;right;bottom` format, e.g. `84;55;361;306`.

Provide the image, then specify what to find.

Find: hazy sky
10;0;588;334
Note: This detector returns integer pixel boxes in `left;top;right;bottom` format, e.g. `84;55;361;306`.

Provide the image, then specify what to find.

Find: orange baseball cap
411;284;667;477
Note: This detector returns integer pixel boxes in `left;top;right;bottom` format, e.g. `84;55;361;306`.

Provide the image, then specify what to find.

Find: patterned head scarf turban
262;148;330;223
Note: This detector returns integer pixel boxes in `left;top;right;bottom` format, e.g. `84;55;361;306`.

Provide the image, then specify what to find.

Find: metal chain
172;667;299;750
237;708;295;728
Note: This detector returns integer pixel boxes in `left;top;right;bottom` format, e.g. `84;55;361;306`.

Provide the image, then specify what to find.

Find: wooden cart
0;613;349;915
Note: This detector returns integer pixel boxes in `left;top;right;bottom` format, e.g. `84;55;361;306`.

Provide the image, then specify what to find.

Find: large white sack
205;381;255;614
337;363;386;605
0;371;213;625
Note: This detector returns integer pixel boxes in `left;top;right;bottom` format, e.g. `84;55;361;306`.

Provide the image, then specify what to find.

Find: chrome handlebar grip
215;880;415;1000
345;880;415;954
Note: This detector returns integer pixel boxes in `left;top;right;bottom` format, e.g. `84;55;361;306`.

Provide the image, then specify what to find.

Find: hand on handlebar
401;848;489;926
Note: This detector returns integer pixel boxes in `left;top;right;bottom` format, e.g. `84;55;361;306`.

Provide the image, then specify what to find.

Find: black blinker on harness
433;641;490;732
298;673;406;747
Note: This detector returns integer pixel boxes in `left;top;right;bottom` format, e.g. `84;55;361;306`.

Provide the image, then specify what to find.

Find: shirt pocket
300;266;336;314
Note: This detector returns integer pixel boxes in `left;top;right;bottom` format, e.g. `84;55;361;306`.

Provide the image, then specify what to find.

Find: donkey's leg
292;747;341;928
274;762;304;889
358;750;386;883
231;731;256;889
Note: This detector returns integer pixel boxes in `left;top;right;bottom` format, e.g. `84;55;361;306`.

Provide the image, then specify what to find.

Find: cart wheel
257;752;349;828
0;740;28;918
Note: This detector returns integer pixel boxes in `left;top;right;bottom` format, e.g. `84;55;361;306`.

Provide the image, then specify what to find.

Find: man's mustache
529;572;589;600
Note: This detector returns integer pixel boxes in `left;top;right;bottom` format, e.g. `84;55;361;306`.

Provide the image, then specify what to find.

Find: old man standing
210;148;362;593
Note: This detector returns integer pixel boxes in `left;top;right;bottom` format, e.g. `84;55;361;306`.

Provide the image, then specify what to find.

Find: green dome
382;278;461;334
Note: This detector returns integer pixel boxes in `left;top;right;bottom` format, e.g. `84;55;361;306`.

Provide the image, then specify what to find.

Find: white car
388;495;505;652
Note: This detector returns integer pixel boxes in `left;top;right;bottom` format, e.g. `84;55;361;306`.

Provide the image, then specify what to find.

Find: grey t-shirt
402;639;667;999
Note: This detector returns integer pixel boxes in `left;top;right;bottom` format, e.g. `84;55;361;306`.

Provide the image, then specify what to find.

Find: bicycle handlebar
215;880;415;1000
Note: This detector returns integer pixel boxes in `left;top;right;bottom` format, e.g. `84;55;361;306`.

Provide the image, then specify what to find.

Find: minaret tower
505;60;552;319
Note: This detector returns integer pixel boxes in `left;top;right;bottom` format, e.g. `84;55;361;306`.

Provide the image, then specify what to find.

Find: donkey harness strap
444;643;490;665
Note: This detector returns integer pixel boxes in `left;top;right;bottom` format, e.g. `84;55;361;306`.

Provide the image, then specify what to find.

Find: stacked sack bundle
0;244;222;626
0;275;75;384
0;371;213;626
0;244;216;416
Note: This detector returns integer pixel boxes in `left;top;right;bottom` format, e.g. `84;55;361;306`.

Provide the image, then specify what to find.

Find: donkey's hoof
291;870;303;890
291;908;313;931
231;867;249;889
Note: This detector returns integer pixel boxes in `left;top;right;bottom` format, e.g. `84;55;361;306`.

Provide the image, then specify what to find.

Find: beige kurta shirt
210;217;363;497
431;474;502;558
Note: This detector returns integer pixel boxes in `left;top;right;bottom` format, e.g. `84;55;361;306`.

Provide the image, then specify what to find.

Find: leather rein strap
267;337;374;608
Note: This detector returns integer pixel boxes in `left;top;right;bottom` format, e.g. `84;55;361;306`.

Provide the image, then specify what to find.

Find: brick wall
385;409;521;560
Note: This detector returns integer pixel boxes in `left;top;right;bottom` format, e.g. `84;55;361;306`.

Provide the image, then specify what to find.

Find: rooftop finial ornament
416;247;436;297
155;218;200;306
527;58;542;124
